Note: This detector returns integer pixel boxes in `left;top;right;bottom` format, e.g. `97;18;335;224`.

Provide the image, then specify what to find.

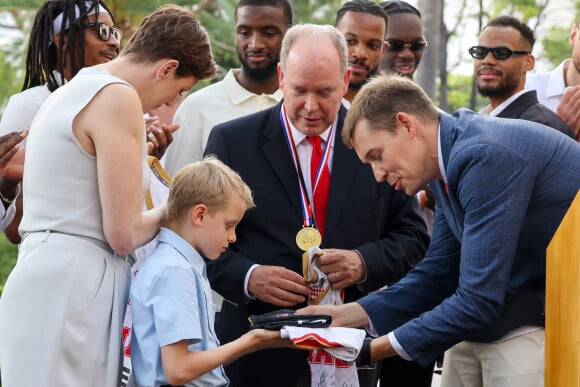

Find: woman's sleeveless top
20;67;149;243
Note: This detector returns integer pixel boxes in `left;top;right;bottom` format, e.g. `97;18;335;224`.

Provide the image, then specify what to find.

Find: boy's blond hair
167;156;254;222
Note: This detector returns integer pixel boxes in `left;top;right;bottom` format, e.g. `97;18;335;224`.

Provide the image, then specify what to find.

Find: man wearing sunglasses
427;15;574;386
526;17;580;140
334;3;432;386
378;1;427;78
471;16;572;137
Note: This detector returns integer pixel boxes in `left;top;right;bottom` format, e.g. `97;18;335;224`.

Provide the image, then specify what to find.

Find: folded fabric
280;326;366;362
302;246;343;305
248;309;331;330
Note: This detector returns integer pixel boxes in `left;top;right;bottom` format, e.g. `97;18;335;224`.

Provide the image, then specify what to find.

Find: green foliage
0;46;25;114
193;0;345;84
487;0;578;69
0;9;33;112
444;73;486;113
0;0;43;9
196;0;238;77
541;26;572;67
489;0;547;21
0;233;18;296
293;0;343;25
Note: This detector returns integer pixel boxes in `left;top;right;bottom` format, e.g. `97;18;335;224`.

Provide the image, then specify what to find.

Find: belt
21;230;112;253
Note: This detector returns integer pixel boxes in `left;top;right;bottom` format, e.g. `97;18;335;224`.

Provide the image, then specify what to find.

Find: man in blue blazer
204;25;429;387
303;73;580;386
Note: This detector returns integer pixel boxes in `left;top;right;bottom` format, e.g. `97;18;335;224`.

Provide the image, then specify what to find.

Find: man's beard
477;75;519;99
239;52;278;83
349;66;379;90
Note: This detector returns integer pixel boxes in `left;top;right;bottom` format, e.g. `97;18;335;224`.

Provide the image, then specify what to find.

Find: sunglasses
468;46;529;60
386;40;428;53
84;22;122;42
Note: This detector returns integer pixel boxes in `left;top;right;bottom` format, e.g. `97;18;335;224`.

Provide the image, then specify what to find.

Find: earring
155;76;162;81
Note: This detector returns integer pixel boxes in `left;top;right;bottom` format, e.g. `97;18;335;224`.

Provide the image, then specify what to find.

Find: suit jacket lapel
262;102;303;217
438;111;455;173
437;112;463;242
324;107;360;240
496;90;536;119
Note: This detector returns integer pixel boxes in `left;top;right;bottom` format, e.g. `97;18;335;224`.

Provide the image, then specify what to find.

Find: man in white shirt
163;0;292;175
526;16;580;139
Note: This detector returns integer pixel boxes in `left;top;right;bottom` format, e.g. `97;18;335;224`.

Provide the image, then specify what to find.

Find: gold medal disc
296;227;322;251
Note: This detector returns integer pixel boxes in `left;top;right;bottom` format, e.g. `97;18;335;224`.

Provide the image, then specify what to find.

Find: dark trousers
358;363;380;387
378;357;435;387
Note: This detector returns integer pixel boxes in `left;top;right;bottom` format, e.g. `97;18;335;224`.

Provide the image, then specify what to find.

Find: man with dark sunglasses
433;15;573;387
378;1;426;78
334;4;430;386
472;16;572;136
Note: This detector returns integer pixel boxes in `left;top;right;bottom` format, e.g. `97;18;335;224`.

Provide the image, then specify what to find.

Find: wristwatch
0;183;20;207
356;337;375;369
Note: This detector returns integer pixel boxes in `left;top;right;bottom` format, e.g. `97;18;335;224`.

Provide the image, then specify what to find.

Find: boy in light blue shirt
130;157;289;386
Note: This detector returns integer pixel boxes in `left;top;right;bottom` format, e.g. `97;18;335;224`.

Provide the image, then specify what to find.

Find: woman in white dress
0;5;216;386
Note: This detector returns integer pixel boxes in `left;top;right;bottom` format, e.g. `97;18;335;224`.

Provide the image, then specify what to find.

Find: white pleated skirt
0;231;132;387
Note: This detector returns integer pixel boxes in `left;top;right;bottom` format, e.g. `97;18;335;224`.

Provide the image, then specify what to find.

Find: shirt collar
223;69;283;105
284;111;331;147
480;89;528;116
437;122;447;184
157;227;206;275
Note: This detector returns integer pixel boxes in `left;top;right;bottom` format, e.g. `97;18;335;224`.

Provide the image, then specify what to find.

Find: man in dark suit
204;24;429;387
472;15;573;138
302;73;580;387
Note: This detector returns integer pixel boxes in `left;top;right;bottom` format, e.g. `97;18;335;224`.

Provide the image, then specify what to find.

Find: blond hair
342;73;439;147
167;156;254;222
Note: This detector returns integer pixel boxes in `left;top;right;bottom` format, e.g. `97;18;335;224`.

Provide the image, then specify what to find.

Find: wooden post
546;190;580;386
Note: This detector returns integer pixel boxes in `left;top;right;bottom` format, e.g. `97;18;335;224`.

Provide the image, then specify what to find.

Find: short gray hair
279;23;348;77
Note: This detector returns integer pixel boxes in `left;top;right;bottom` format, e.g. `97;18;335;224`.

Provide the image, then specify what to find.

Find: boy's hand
245;329;295;349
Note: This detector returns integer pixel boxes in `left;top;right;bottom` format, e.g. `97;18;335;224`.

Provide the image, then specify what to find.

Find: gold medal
296;226;322;251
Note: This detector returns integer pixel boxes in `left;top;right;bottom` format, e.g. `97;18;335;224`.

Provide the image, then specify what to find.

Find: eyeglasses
84;22;122;42
468;46;529;60
386;40;428;53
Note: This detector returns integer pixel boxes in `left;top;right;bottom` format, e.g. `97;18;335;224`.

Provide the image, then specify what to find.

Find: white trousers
0;231;131;387
441;329;545;387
